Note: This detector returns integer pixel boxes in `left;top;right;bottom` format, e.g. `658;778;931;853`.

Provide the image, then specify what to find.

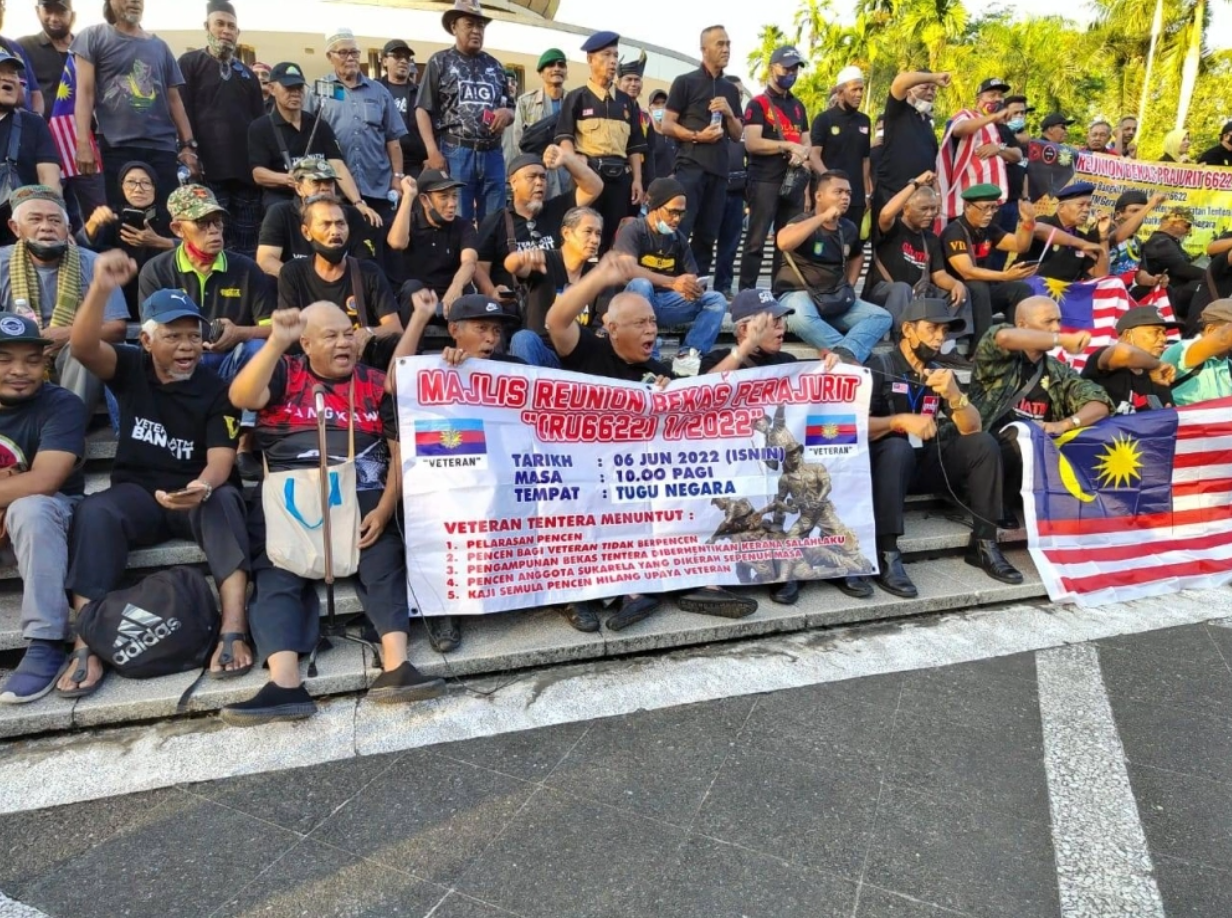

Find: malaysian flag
1026;277;1178;371
48;56;98;179
1016;399;1232;605
936;108;1008;221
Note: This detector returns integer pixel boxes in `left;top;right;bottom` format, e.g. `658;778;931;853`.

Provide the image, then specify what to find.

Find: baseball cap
901;298;965;329
770;46;806;68
1115;306;1180;334
977;77;1011;94
0;49;26;72
537;48;567;71
0;313;50;347
1222;119;1232;137
649;89;667;104
291;157;338;181
730;288;793;323
269;62;307;87
1041;112;1075;130
1113;190;1149;211
1200;299;1232;326
167;184;228;222
418;169;466;194
382;39;414;57
36;1;69;8
446;294;518;323
141;289;206;327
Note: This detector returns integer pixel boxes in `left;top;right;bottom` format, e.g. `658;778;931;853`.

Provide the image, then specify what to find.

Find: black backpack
76;567;220;679
519;111;560;155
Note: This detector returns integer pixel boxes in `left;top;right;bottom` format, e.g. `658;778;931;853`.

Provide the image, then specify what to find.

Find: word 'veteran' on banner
396;358;878;616
1015;397;1232;606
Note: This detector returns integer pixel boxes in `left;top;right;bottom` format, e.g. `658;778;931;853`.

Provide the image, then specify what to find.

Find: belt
442;133;500;151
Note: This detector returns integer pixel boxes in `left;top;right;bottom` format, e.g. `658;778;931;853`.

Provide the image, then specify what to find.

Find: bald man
968;295;1113;525
546;252;760;631
223;301;444;726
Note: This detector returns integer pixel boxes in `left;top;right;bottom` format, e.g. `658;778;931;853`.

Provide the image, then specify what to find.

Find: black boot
771;579;800;605
875;550;918;598
964;537;1024;584
831;575;874;599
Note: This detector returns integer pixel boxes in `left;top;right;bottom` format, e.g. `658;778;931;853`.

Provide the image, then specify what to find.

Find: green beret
961;183;1003;203
537;48;566;71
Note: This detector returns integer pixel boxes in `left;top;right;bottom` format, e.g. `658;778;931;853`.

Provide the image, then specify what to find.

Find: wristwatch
1069;414;1083;430
949;393;970;411
177;138;198;152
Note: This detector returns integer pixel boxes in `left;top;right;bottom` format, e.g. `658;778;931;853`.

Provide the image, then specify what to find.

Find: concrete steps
0;548;1044;739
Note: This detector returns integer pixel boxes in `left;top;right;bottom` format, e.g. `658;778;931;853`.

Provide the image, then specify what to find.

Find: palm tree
747;24;787;86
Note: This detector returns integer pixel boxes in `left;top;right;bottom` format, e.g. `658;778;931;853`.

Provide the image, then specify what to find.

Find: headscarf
1162;129;1190;163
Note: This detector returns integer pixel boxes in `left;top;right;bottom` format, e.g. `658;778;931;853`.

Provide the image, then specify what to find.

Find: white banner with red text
396;357;877;616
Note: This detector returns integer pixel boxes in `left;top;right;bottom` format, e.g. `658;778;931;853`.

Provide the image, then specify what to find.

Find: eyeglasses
332;49;361;59
662;207;687;219
123;180;154;190
969;203;1000;214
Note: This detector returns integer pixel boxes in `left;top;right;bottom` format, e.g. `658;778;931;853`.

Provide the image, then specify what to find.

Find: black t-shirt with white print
108;345;240;494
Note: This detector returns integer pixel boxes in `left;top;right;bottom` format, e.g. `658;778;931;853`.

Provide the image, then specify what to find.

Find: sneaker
672;348;702;377
831;347;862;366
367;662;446;705
424;615;461;653
219;682;317;727
0;640;66;705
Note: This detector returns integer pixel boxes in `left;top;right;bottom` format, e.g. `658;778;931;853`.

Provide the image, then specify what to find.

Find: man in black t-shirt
811;65;872;233
871;172;967;340
256;158;373;277
0;313;88;705
276;196;401;368
59;253;252;699
378;39;428;179
941;183;1038;342
224;303;444;724
872;69;948;227
865;298;1021;599
475;148;601;296
659;25;744;275
1081;306;1178;413
508;205;603;368
387;169;479;306
1196;120;1232;167
247;62;368;212
177;2;266;258
739;46;810;292
1024;182;1110;283
774;171;892;363
1189;232;1232;324
547;252;759;627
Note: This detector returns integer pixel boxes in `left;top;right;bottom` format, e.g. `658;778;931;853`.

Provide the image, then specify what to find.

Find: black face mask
426;203;446;225
27;240;68;260
310;239;347;265
912;340;940;364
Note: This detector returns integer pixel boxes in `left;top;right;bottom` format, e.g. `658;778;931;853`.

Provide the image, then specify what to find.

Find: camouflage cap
291;157;338;181
167;184;228;221
1165;206;1196;224
8;185;65;211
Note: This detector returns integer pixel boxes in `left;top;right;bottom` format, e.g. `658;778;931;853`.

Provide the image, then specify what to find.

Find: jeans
1;493;80;641
674;163;728;276
509;330;561;368
864;280;914;336
207;179;263;260
713;191;745;295
625;278;728;355
441;142;506;224
779;291;892;362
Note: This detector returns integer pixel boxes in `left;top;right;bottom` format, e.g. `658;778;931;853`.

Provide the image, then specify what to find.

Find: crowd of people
0;0;1229;725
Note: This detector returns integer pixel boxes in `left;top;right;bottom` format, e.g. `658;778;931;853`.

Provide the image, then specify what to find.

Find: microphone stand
307;384;378;677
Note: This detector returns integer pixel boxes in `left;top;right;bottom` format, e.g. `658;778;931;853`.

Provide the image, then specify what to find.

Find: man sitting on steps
0;313;89;704
56;252;253;699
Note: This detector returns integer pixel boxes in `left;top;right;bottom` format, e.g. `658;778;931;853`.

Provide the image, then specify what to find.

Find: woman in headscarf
1160;129;1191;163
78;161;175;318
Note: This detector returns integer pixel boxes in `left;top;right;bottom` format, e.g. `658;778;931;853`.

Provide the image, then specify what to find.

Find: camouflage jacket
969;324;1114;432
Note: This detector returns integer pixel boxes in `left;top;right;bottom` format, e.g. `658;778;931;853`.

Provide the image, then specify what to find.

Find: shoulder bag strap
273;117;293;172
1006;358;1046;412
781;248;812;293
7;110;22;164
347;257;370;328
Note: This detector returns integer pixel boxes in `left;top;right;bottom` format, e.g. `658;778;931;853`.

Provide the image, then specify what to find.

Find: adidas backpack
76;567;221;679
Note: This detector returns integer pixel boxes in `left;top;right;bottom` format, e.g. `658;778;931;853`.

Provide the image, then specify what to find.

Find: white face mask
911;97;934;115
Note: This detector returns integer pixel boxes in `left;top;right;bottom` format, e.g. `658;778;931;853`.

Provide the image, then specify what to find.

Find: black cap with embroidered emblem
901;298;965;330
977;77;1011;95
0;313;50;347
446;294;519;323
1115;305;1181;334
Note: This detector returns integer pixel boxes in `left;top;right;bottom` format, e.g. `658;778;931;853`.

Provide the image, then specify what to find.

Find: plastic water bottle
177;165;192;186
710;110;722;128
12;298;36;325
386;189;400;207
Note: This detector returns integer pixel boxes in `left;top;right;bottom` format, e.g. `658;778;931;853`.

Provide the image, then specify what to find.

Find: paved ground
2;610;1232;917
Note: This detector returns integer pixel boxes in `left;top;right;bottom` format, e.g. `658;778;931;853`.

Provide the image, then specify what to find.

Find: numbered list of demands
415;367;859;605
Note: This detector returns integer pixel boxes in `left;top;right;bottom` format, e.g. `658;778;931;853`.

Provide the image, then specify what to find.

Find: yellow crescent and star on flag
1053;428;1146;503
